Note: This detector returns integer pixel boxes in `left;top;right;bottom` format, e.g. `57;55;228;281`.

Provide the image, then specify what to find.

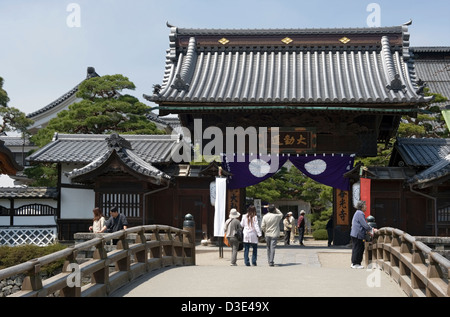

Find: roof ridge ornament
171;74;190;92
106;133;132;150
386;74;407;93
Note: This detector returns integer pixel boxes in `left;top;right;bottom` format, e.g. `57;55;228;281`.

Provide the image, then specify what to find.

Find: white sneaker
351;264;364;269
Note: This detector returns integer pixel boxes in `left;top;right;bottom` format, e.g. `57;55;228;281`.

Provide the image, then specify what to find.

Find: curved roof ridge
26;67;99;118
175;25;404;36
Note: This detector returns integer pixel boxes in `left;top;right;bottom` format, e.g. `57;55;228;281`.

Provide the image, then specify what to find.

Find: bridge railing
365;227;449;297
0;224;195;297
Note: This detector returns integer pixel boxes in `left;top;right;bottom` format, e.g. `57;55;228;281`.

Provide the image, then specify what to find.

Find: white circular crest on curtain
304;159;327;175
249;159;271;177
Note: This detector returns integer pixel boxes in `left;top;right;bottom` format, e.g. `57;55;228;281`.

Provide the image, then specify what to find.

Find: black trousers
351;236;365;265
284;230;291;245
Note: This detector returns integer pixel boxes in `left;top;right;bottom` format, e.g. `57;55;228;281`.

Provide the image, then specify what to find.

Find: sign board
335;189;350;225
268;127;316;154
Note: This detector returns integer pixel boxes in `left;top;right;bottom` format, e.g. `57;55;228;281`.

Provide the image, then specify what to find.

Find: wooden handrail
365;227;450;297
0;224;195;297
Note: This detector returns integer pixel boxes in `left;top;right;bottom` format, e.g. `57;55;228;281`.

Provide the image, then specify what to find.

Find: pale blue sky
1;0;449;115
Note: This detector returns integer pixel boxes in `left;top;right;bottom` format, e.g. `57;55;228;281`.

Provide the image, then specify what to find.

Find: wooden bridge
0;224;195;297
0;222;448;298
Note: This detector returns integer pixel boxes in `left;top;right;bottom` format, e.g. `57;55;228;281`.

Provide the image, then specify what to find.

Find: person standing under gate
224;208;242;266
326;215;334;247
283;212;293;245
350;201;377;269
297;210;306;245
241;205;262;266
261;204;283;266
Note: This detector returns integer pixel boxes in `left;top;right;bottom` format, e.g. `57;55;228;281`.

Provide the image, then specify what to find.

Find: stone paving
111;238;407;298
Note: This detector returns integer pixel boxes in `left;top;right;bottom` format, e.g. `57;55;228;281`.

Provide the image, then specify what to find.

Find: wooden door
178;195;204;239
373;198;400;229
405;197;427;236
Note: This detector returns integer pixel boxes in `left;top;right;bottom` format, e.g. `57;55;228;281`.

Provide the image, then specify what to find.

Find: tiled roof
66;134;172;184
26;67;99;119
366;166;417;180
0;187;58;198
26;133;185;164
407;154;450;188
391;137;450;167
146;24;431;113
0;136;35;147
412;51;450;107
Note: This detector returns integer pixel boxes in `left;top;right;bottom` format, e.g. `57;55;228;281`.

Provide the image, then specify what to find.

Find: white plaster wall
61;187;95;219
13;216;56;226
0;217;9;226
61;163;87;185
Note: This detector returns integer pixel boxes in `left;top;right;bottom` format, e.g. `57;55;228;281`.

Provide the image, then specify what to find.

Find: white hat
229;208;240;218
300;210;306;215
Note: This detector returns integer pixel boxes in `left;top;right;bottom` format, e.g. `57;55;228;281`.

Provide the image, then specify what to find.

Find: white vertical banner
254;199;262;227
214;177;227;237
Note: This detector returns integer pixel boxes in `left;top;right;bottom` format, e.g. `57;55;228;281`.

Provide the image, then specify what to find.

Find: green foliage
76;74;136;100
23;163;58;187
30;74;164;147
397;88;449;138
0;244;67;275
310;207;332;231
312;228;328;240
0;76;34;135
0;76;9;107
246;166;333;215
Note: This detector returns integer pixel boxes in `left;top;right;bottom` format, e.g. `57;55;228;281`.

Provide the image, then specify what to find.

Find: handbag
223;233;231;247
235;227;243;242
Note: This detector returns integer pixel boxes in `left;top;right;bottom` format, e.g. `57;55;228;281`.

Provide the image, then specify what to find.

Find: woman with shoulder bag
224;208;242;266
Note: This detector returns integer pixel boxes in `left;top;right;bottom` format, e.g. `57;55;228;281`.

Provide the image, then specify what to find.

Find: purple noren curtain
222;154;354;191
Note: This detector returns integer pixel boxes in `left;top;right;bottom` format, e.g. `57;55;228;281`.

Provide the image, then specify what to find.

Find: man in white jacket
261;204;283;266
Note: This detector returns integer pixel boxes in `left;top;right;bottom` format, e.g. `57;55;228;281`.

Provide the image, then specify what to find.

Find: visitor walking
297;210;306;245
261;204;283;266
283;212;293;245
224;208;243;266
240;205;262;266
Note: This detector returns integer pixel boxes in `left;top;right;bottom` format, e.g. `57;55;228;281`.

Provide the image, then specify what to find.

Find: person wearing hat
283;212;293;245
297;210;306;246
261;204;283;266
101;206;129;233
224;208;243;266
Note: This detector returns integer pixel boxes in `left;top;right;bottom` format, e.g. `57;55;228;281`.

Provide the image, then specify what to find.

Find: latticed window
438;206;450;223
99;192;142;219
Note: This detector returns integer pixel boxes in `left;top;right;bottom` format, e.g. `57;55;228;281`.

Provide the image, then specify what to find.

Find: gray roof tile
26;133;184;164
393;137;450;167
407;154;450;188
146;25;431;109
0;187;58;198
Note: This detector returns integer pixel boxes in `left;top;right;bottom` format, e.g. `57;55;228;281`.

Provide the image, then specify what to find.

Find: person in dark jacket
326;216;333;247
102;206;128;233
297;210;306;245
